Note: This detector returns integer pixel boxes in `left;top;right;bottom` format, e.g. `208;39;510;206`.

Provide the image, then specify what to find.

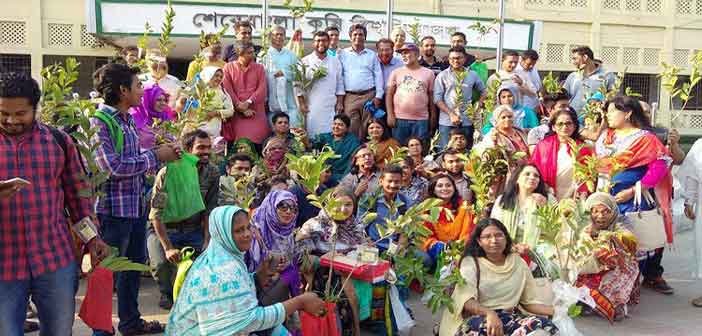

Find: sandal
23;320;40;333
692;296;702;307
119;320;165;336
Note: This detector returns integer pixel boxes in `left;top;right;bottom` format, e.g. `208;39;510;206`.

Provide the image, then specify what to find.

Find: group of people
0;18;700;336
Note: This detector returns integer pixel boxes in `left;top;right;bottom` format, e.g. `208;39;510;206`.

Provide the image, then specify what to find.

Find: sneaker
158;294;173;310
643;277;674;295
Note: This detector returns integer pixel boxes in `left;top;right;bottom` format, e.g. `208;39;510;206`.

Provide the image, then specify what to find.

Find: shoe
643;277;674;295
23;320;39;333
119;320;164;336
692;296;702;307
159;294;173;310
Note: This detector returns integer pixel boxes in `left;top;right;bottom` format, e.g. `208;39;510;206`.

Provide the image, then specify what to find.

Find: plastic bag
162;153;206;223
300;302;339;336
353;279;372;321
78;267;114;333
551;279;593;336
173;247;196;301
388;284;415;336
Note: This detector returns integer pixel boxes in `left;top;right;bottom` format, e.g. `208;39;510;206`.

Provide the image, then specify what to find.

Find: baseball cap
397;43;419;54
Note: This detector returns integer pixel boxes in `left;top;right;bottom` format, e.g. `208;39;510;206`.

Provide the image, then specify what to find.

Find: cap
397;43;419;54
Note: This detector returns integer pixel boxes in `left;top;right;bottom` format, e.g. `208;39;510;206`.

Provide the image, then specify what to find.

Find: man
564;46;616;113
377;38;404;95
262;112;304;153
325;26;341;57
487;50;537;100
515;49;543;110
222;42;270;148
297;31;345;137
442;149;473;202
434;47;486;149
527;90;571;148
147;130;219;310
448;32;477;66
262;25;301;127
357;164;410;252
186;37;225;81
301;114;360;185
419;35;448;76
139;49;183;108
391;27;406;55
218;153;255;206
121;45;140;67
91;63;181;335
223;21;262;62
339;24;384;139
386;43;436;144
0;72;110;335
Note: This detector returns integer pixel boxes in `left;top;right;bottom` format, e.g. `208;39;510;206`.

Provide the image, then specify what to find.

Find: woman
490;164;550;274
301;114;361;185
575;193;640;322
130;84;176;150
248;190;302;309
256;137;290;180
482;84;539;134
476;105;530;157
531;107;595;200
365;118;400;170
595;95;674;294
296;188;365;336
440;218;557;336
167;205;326;335
339;145;380;198
422;174;474;267
398;156;429;207
407;136;438;177
198;66;234;138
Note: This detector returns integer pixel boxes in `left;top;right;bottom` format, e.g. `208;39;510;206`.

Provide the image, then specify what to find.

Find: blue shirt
433;68;486;127
339;47;384;98
380;56;404;92
357;191;410;251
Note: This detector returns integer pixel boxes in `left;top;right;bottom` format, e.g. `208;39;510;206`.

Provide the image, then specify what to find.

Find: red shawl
598;129;674;244
530;134;594;196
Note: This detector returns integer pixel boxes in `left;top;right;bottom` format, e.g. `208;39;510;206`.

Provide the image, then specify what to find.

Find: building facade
2;0;702;134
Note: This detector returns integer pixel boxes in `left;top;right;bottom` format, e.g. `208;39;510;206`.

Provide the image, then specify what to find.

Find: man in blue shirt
339;24;384;140
377;38;403;95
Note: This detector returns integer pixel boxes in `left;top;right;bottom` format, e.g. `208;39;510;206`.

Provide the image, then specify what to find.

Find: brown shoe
643;277;674;295
119;320;164;336
692;296;702;307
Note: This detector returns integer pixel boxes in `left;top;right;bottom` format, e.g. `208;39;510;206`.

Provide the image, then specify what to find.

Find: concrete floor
28;229;702;336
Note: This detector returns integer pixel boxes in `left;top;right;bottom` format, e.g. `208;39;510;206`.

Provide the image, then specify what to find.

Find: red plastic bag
300;302;339;336
78;266;114;333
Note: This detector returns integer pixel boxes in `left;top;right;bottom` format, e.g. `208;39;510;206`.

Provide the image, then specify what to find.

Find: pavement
27;229;702;336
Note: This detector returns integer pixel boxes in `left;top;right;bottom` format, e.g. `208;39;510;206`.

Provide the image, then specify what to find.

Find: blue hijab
166;206;288;335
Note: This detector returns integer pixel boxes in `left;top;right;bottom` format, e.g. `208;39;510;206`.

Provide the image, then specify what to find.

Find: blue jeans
94;214;148;335
0;262;78;336
146;227;204;296
391;119;429;145
438;124;474;150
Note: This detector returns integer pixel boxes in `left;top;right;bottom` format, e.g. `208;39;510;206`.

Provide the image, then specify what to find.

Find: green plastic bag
162;153;206;223
352;279;372;321
173;247;195;301
470;61;489;103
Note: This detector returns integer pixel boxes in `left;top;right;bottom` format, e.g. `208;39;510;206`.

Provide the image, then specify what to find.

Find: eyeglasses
276;202;298;213
555;121;575;128
479;233;506;241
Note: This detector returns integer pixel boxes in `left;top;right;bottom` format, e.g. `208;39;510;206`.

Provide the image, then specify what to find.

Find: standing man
391;27;407;56
386;43;436;144
442;149;473;202
516;49;543;111
377;38;404;97
448;32;477;67
261;25;301;128
0;72;110;335
223;21;262;62
419;35;448;76
339;24;383;139
297;31;345;137
147;130;219;310
121;46;140;67
487;50;537;100
186;37;225;81
325;26;342;57
434;47;486;149
527;90;571;148
564;46;616;114
139;49;183;108
91;63;181;335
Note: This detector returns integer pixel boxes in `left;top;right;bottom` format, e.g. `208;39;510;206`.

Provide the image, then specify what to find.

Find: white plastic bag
388;284;415;336
551;279;593;336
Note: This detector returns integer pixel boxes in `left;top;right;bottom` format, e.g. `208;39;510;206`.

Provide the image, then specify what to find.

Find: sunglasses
276;201;298;213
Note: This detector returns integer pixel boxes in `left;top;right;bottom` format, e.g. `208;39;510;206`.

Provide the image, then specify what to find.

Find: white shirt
140;73;183;108
556;145;574;200
299;52;345;137
516;63;542;109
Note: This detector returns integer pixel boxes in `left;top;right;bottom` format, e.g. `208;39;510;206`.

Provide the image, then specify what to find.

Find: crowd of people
1;18;701;336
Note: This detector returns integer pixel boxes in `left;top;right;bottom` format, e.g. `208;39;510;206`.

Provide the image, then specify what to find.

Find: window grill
48;23;73;47
0;54;31;74
80;25;104;48
646;0;662;12
603;0;621;10
642;48;661;66
0;21;27;46
625;0;641;11
623;48;641;65
673;49;690;67
545;44;566;64
601;47;620;65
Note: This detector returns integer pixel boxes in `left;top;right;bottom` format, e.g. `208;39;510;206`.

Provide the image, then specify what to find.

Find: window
623;74;659;103
671;75;702;110
0;54;31;74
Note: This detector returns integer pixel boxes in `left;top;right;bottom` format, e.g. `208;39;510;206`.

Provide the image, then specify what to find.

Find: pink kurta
221;61;270;144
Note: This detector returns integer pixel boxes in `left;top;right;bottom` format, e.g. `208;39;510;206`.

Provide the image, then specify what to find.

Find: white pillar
386;0;394;38
262;0;269;30
496;0;506;71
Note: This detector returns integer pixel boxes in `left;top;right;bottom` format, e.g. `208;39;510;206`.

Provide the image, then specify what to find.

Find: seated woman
440;218;557;336
482;84;539;135
365;118;400;170
490;164;551;276
575;192;640;322
130;84;176;151
531;107;594;200
406;136;439;178
422;174;474;268
198;66;234;138
167;205;326;335
476;105;530;157
296;188;365;336
398;156;429;207
339;145;381;199
247;190;302;320
299;114;361;185
252;137;293;203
